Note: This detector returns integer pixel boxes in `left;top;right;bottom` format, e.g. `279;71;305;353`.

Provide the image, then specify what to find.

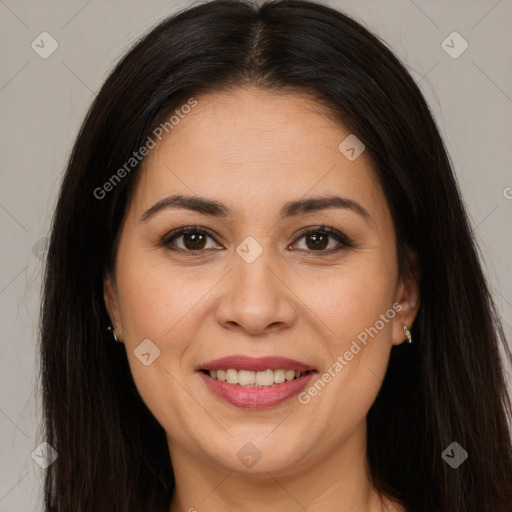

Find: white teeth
285;370;296;381
226;369;238;384
206;368;308;387
256;369;274;387
238;370;255;386
273;369;286;384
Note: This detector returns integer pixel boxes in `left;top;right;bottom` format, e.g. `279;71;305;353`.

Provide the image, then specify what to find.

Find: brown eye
303;232;329;250
292;226;351;253
163;227;222;253
162;225;351;255
180;232;207;250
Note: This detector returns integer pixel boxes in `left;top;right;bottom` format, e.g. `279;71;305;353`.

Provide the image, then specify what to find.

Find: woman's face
104;87;419;475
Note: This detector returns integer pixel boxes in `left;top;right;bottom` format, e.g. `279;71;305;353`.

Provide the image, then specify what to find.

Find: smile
197;355;317;408
203;368;309;387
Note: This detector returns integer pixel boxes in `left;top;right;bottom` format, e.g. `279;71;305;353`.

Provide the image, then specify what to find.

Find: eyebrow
140;194;371;223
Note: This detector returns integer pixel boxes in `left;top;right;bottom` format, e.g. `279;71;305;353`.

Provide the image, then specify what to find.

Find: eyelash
160;224;353;256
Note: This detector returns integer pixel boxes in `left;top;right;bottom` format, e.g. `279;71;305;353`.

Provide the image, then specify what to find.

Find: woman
39;0;512;510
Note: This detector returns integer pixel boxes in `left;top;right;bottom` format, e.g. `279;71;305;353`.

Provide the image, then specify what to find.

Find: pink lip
198;355;315;372
198;370;316;409
197;355;317;409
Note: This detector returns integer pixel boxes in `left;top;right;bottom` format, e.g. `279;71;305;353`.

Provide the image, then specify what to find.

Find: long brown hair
40;1;512;510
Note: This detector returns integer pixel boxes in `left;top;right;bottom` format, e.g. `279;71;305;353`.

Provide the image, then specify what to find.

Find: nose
215;246;298;335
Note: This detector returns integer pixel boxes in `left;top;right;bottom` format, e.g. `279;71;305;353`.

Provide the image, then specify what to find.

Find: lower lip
198;371;317;409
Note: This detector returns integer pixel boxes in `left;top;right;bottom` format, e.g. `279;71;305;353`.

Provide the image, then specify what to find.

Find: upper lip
198;355;316;372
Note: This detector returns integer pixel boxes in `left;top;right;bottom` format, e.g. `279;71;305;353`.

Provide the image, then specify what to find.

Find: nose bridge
233;234;280;304
216;235;296;333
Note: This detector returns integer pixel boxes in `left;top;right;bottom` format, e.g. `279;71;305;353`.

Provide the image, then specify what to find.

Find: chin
203;434;312;474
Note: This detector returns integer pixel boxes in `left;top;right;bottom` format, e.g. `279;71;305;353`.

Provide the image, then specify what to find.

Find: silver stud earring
403;324;412;344
107;323;120;342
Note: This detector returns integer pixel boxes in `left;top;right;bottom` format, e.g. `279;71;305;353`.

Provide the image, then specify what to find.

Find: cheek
113;253;201;425
115;247;211;341
306;259;396;348
112;251;200;393
298;251;397;420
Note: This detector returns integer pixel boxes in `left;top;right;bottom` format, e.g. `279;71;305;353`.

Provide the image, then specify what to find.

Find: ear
103;271;124;341
392;249;421;346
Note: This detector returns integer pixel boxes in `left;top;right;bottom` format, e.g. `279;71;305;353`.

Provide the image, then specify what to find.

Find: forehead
127;87;390;225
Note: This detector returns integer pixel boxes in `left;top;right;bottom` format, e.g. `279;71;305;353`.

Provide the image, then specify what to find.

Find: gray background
0;0;511;510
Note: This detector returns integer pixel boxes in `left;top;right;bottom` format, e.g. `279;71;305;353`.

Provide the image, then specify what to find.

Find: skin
104;87;420;512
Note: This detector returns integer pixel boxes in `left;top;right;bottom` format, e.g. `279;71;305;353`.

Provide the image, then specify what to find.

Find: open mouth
200;368;313;388
197;355;317;407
